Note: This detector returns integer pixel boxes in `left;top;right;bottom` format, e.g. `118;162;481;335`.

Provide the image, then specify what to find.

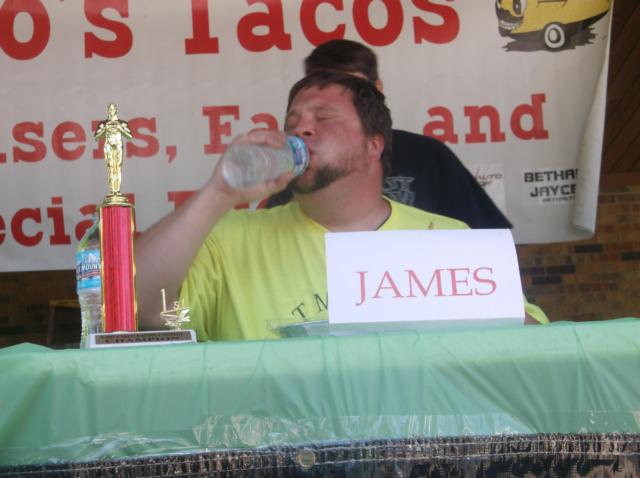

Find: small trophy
88;104;195;348
160;289;191;330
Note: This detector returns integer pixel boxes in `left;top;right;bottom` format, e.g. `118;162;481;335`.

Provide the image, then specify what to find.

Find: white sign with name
325;229;524;326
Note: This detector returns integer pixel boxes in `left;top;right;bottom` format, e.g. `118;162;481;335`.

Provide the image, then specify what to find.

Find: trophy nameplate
88;329;196;348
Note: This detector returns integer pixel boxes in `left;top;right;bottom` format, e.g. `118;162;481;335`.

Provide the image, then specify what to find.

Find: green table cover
0;318;639;466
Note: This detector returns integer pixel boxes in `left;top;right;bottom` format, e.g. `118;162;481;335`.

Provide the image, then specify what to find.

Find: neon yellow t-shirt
180;199;547;341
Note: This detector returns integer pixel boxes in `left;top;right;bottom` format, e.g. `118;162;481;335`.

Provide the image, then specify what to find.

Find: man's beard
290;164;350;194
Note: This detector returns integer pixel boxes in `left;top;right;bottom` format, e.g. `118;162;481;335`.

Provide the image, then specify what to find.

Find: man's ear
375;79;384;93
366;134;385;163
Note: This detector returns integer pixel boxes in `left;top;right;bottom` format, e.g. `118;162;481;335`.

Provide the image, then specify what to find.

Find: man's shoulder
390;129;464;170
199;203;306;257
392;129;446;151
220;202;299;224
386;199;469;230
392;128;438;143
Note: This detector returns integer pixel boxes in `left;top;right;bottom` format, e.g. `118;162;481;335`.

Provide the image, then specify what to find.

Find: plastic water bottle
222;135;309;189
76;217;102;347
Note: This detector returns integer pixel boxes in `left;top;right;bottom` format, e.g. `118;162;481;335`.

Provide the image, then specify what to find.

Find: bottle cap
287;136;310;176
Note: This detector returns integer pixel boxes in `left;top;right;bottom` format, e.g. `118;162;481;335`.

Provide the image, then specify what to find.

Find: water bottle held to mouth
222;135;309;189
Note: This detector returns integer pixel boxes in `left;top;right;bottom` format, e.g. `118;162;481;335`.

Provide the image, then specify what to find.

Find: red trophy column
100;199;137;332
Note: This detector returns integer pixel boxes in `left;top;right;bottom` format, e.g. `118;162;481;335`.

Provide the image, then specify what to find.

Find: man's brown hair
287;70;392;175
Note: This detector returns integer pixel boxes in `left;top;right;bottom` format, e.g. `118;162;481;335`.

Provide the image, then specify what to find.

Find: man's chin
290;181;322;195
290;177;329;194
291;168;345;194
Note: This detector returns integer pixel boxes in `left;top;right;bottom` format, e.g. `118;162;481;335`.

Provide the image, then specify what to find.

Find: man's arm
135;130;293;330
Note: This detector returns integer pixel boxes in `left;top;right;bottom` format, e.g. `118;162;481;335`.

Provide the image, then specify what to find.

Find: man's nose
288;118;315;138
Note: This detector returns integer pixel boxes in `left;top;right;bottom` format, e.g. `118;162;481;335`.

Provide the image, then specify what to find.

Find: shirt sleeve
524;299;550;324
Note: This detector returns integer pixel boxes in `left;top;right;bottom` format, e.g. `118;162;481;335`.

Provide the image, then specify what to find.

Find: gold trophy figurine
94;103;133;204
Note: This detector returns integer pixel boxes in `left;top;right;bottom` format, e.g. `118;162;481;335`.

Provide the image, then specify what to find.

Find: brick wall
1;184;638;347
0;270;76;347
518;183;640;322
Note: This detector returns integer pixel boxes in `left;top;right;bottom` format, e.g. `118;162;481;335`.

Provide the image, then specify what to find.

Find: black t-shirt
385;130;511;228
268;129;511;229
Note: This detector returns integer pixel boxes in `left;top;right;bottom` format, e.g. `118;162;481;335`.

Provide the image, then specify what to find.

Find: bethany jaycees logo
524;168;577;204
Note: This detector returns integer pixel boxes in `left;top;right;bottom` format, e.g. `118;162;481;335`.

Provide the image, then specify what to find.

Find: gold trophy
93;103;137;335
88;104;195;348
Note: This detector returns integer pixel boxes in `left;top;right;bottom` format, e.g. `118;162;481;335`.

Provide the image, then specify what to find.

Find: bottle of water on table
76;217;102;347
222;135;309;189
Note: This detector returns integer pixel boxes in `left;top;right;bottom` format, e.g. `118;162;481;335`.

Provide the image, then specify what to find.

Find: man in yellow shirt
136;71;547;341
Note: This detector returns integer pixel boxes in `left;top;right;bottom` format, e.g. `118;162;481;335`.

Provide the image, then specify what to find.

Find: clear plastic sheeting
0;319;639;468
1;434;639;477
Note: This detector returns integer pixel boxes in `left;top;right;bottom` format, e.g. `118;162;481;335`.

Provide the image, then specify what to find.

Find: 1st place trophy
87;103;195;348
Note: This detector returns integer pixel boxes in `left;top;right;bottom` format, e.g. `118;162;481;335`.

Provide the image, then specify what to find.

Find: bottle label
76;249;101;291
287;136;310;176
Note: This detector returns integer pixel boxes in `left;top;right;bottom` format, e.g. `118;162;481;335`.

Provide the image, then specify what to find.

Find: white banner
0;0;613;271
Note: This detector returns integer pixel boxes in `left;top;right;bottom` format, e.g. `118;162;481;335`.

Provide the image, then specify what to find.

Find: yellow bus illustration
495;0;611;50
